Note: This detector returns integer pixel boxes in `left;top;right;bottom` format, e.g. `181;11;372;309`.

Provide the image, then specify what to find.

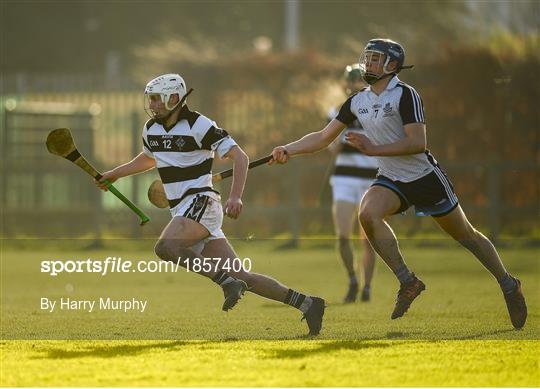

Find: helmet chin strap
154;88;194;125
363;71;394;85
379;72;395;82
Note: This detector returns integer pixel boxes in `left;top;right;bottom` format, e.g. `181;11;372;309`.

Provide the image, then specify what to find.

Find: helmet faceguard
144;73;191;123
359;39;413;85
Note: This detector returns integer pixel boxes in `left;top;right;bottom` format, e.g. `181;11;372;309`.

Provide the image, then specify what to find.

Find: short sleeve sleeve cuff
214;136;238;158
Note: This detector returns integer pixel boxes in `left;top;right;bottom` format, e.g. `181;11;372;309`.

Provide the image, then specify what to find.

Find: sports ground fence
1;72;538;243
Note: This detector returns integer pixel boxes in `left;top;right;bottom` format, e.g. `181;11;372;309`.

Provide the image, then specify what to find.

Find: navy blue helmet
359;38;414;84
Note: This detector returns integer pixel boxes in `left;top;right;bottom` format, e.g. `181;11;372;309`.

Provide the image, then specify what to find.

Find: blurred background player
327;64;378;303
271;39;527;329
96;73;325;335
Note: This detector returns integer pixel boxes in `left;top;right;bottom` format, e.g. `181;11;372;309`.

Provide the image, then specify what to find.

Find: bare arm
271;119;347;164
221;145;248;219
96;152;155;190
111;152;156;177
286;119;346;155
327;136;342;155
345;123;426;156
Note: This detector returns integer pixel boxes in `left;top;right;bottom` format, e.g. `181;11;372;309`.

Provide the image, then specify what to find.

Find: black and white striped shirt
328;106;378;181
336;76;436;182
142;105;237;207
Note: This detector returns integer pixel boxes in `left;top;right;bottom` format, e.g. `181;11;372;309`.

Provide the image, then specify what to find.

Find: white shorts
170;191;225;254
330;176;372;204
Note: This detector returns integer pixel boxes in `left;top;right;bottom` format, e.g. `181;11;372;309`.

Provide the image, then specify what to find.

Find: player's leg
154;215;211;272
433;205;507;278
359;227;376;301
432;205;527;328
201;238;288;301
356;179;377;302
359;184;425;319
358;185;406;272
332;199;359;302
154;194;248;311
201;238;325;335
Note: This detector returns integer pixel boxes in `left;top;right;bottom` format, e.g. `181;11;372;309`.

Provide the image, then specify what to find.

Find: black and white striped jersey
336;76;436;182
328;106;378;181
142;105;237;207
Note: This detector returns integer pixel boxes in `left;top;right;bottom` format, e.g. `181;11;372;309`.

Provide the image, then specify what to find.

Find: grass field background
1;238;538;386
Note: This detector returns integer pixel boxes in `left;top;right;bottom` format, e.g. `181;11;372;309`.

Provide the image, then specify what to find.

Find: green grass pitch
1;239;538;386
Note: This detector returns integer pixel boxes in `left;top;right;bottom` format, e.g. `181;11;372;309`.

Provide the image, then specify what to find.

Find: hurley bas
40;297;148;313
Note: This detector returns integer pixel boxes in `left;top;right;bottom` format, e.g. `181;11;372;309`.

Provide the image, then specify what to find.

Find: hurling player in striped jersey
96;74;325;336
271;39;526;329
327;64;378;303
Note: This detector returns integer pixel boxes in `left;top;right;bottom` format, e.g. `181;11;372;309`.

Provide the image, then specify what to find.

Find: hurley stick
46;128;150;225
148;155;273;209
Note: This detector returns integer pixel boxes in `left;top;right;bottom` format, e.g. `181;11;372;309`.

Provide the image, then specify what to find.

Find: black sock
499;273;517;294
212;270;234;287
284;289;313;312
394;264;414;284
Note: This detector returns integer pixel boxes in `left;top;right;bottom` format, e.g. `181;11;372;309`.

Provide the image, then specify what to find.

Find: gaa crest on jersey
358;108;369;115
383;102;393;117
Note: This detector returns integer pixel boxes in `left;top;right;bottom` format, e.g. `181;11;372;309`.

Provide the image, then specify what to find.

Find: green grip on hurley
103;180;150;226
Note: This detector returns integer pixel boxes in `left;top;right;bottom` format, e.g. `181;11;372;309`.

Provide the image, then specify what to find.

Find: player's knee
359;207;379;231
449;223;477;242
154;239;173;261
451;226;484;251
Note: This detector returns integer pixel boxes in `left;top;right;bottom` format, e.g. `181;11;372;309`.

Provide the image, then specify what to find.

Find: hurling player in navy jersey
271;39;526;329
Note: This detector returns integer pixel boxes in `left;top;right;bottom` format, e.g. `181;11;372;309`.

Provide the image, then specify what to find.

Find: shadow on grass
261;327;526;359
450;328;517;340
28;328;527;361
385;331;414;339
262;340;396;359
32;340;197;360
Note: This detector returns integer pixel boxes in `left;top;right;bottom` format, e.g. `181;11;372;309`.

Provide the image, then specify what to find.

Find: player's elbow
230;146;249;171
404;124;427;154
407;135;426;154
138;153;156;169
320;132;335;149
144;155;156;169
413;139;426;153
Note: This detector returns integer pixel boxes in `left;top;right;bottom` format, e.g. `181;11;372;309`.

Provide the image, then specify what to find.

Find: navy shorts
372;166;459;217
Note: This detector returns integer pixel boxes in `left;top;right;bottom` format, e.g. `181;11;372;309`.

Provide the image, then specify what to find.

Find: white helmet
144;73;187;112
